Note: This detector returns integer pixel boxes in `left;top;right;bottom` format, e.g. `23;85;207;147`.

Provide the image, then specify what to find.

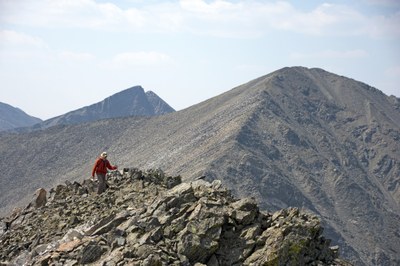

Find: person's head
100;152;108;159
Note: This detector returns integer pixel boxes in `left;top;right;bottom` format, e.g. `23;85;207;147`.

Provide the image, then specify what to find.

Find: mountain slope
202;68;400;265
0;102;42;131
33;86;174;130
0;169;349;265
0;67;399;265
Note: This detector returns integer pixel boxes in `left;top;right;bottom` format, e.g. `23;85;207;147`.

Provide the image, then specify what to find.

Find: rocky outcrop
32;188;47;209
0;169;349;265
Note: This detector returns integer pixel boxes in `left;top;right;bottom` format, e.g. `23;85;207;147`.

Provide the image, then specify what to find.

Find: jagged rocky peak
145;90;175;115
0;168;350;265
31;86;175;130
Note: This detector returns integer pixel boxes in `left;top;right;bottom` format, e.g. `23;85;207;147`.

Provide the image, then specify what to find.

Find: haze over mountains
0;102;42;131
0;67;399;265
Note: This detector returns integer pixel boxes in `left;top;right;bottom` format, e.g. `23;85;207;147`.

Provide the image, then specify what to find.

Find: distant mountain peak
32;86;175;130
115;85;145;95
0;102;42;131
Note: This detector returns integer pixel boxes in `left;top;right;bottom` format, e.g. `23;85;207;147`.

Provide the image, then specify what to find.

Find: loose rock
0;168;350;265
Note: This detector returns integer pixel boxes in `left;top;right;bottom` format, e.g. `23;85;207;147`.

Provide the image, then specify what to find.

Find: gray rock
91;211;129;236
79;241;105;264
0;168;350;266
34;188;47;208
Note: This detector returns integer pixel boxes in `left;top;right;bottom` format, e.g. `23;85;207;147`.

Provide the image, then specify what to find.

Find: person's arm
106;160;117;170
91;159;99;177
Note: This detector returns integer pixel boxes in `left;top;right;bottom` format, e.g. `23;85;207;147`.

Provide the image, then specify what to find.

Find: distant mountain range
0;102;42;131
0;67;399;265
25;86;174;131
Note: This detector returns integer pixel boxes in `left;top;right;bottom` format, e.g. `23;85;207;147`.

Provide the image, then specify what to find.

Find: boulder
34;188;47;208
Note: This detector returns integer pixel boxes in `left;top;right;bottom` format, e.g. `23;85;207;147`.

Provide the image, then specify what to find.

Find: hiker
91;152;118;194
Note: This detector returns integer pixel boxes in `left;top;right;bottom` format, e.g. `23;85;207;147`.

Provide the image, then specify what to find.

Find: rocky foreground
0;169;350;265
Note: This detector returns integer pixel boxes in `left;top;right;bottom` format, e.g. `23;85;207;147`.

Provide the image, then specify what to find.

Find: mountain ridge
20;86;175;131
0;102;42;131
0;67;398;265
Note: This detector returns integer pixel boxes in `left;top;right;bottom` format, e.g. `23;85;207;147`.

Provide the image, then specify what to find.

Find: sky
1;0;399;120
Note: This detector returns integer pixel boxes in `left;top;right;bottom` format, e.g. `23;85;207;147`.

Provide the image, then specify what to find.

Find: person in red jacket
91;152;118;194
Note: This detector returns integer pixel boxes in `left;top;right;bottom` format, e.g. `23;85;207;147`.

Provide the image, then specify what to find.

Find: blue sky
1;0;399;119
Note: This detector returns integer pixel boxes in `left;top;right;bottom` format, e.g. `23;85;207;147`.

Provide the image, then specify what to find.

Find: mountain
30;86;175;130
0;168;349;265
0;67;399;265
0;102;42;131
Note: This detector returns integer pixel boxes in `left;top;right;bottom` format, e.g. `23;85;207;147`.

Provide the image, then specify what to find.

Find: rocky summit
0;169;349;266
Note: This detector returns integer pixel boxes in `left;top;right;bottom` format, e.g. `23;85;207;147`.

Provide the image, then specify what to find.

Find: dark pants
96;173;107;194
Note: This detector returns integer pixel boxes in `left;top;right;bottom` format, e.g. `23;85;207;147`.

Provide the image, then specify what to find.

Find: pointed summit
35;86;175;129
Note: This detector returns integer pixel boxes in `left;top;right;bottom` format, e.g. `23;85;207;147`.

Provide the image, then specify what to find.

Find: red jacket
92;158;117;176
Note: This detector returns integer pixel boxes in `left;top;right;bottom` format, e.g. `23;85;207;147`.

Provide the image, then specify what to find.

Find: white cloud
0;30;47;48
0;0;147;30
58;51;96;62
376;66;400;97
364;0;400;7
385;65;400;77
291;49;368;59
286;3;365;35
177;1;399;38
1;0;398;39
110;51;172;68
180;0;237;15
366;11;400;38
0;31;98;66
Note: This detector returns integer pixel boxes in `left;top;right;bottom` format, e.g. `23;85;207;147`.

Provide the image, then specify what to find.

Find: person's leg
97;173;106;194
